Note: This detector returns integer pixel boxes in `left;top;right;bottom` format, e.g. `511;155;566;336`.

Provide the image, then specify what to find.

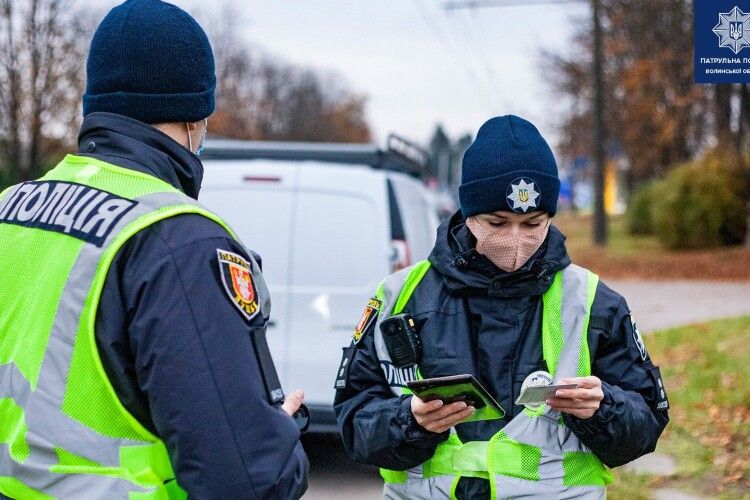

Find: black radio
380;314;422;368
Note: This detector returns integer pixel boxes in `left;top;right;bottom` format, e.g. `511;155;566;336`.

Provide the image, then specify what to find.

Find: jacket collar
77;112;203;199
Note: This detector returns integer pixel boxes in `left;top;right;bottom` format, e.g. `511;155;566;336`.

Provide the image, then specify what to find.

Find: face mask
186;118;208;156
465;216;550;273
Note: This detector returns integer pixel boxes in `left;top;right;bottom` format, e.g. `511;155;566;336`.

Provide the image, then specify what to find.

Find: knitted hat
83;0;216;124
459;115;560;217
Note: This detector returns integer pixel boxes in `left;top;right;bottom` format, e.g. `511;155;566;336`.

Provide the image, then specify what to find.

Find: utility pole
591;0;607;245
443;0;608;245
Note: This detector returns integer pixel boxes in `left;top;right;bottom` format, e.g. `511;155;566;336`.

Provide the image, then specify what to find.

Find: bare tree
0;0;92;185
197;3;371;144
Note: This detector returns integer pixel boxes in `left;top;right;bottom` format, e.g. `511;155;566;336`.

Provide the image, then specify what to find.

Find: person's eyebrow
488;214;509;221
491;212;510;219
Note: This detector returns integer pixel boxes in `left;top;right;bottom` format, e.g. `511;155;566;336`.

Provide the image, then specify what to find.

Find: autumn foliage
543;0;741;191
0;3;373;191
204;4;371;144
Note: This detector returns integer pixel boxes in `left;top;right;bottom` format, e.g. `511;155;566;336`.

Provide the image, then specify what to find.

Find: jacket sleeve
333;309;449;470
120;227;308;499
564;281;670;468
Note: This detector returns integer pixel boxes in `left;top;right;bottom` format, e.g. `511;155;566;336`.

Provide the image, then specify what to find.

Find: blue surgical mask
186;118;208;156
196;118;207;157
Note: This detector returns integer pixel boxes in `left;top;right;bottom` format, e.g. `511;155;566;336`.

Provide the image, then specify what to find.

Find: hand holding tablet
407;374;505;423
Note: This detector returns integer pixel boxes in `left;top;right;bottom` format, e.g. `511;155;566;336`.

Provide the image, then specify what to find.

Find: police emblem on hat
507;178;541;213
713;6;750;54
217;249;260;321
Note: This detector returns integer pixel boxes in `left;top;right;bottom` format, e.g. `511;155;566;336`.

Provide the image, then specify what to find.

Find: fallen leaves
610;317;750;497
554;214;750;281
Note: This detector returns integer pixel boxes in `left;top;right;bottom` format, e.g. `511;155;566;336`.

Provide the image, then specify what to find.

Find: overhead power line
443;0;608;246
411;0;498;110
447;7;501;111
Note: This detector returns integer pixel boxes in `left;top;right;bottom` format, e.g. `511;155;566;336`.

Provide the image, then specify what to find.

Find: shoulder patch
649;366;669;411
334;345;357;390
631;314;648;361
217;249;260;322
353;297;382;344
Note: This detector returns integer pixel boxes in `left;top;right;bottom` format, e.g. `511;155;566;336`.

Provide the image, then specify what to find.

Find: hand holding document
544;376;604;419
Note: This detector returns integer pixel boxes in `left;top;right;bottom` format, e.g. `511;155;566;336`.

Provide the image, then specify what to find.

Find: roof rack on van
201;136;428;178
385;134;429;173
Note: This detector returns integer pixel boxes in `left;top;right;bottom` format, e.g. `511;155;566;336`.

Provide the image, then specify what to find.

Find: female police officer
334;115;669;499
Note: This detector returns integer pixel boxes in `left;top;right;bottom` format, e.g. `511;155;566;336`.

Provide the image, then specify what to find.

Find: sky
97;0;591;148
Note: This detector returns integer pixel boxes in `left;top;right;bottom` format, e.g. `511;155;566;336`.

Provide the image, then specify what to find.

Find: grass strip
608;316;750;499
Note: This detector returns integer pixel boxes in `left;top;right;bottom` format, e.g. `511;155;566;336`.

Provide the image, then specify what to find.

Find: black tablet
407;374;505;421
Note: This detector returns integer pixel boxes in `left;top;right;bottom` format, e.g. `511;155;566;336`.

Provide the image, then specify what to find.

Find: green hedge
626;180;659;235
652;151;747;249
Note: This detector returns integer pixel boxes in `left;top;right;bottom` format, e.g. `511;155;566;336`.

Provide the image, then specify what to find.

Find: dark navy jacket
334;211;669;499
79;112;308;499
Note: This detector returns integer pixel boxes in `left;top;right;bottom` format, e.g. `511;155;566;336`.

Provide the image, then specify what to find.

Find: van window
199;188;294;289
291;191;382;288
388;175;439;261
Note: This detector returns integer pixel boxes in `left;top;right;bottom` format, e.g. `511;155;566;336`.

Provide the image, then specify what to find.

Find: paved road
302;434;382;500
605;280;750;333
302;280;750;499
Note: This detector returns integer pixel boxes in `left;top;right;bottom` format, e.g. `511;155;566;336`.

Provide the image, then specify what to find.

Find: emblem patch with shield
630;314;648;361
353;298;381;344
217;249;260;321
731;21;744;40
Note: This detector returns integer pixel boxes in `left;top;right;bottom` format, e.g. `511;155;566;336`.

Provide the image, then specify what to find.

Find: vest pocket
487;432;541;481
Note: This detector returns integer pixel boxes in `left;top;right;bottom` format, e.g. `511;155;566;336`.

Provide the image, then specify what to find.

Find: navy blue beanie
459;115;560;217
83;0;215;124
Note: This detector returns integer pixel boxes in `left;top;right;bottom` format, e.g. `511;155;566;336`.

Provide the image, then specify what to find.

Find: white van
200;138;439;432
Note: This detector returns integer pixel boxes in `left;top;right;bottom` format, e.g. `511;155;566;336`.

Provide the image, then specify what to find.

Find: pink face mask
465;216;550;273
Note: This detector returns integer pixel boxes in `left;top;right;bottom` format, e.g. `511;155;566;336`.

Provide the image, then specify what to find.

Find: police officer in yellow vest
0;1;308;498
334;116;669;499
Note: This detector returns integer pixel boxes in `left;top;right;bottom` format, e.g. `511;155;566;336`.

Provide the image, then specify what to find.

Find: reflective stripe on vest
0;155;268;499
373;261;612;500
